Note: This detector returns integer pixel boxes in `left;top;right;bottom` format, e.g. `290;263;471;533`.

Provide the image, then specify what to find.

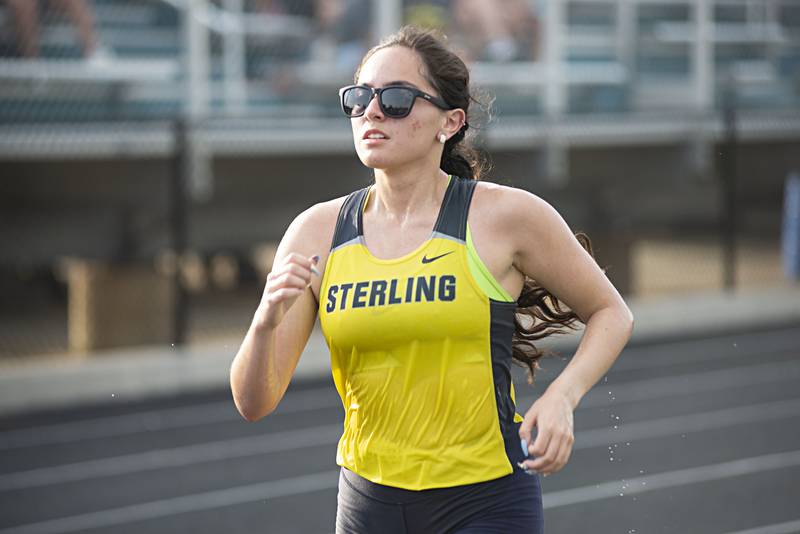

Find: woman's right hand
254;253;320;330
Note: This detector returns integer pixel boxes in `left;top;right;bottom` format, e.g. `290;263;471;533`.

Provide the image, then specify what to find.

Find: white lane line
3;396;799;492
721;519;800;534
609;328;799;373
4;449;800;534
600;336;800;372
546;326;799;373
572;397;800;450
543;449;800;509
0;328;795;450
519;358;800;411
0;470;340;534
0;424;342;492
0;387;340;451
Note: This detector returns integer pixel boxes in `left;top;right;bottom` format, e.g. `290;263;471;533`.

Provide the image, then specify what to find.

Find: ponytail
440;123;486;181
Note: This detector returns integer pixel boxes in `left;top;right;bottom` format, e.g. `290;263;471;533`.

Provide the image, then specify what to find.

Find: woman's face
351;46;448;171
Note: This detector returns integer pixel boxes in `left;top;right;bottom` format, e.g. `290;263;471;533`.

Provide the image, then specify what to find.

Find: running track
1;326;799;533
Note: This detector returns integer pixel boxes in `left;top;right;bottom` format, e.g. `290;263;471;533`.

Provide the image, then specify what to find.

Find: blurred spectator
4;0;112;63
249;0;314;18
311;0;371;70
454;0;540;62
405;0;540;62
404;0;450;32
252;0;370;71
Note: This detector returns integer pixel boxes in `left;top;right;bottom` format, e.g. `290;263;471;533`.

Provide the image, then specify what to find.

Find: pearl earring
438;133;447;144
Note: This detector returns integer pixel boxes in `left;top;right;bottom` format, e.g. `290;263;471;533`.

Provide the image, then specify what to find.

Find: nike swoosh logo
421;251;454;264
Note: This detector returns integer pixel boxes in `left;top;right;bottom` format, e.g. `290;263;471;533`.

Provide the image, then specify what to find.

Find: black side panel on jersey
490;299;525;467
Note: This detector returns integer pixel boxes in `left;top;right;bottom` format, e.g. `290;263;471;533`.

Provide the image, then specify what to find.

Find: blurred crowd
2;0;113;64
252;0;541;67
1;0;541;68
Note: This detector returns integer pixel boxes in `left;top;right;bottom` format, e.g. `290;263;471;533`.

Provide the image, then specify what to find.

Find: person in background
457;0;540;61
405;0;541;62
4;0;111;63
252;0;371;71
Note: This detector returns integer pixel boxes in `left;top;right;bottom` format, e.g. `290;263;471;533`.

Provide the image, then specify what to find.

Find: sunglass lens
380;87;415;117
342;86;371;117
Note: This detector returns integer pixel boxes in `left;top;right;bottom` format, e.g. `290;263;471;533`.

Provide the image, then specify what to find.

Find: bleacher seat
0;1;796;137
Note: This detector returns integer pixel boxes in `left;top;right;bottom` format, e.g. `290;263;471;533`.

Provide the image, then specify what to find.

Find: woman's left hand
517;388;576;477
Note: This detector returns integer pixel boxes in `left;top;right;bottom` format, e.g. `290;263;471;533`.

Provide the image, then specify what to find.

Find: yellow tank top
318;174;525;491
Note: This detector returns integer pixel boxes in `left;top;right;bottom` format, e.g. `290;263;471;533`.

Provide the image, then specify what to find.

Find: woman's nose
364;93;384;120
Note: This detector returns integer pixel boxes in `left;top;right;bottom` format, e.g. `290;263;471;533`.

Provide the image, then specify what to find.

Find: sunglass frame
338;84;453;118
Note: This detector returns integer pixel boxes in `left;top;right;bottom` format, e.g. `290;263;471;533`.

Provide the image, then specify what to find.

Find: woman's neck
369;167;450;224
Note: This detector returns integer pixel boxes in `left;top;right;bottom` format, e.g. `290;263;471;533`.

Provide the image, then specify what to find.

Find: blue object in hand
521;438;529;457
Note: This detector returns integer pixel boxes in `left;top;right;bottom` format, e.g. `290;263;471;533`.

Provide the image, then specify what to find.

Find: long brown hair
356;26;599;384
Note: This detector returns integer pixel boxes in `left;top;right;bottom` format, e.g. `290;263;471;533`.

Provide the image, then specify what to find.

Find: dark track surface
1;326;799;534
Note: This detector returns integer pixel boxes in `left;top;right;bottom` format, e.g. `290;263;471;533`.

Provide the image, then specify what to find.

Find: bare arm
229;204;329;421
508;188;634;408
502;188;634;475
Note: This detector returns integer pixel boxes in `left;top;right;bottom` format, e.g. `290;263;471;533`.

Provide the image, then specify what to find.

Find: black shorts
335;462;544;534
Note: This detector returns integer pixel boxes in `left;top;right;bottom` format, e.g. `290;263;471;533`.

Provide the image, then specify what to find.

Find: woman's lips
361;129;390;146
362;129;389;140
362;137;389;145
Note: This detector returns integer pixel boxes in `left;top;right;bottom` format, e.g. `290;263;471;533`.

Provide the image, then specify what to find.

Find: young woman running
230;25;634;534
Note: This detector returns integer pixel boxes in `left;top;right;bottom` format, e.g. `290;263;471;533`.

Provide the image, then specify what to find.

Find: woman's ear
443;108;467;137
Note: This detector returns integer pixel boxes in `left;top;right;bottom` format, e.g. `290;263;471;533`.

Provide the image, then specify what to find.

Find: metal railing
0;0;797;160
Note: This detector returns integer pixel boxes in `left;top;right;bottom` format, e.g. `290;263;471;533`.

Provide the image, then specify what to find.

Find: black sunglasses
339;84;454;118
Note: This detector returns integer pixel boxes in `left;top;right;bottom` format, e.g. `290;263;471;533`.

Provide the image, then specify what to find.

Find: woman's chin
358;154;395;170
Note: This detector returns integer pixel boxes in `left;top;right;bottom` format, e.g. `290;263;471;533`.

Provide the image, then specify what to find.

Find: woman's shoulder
292;194;348;236
470;178;576;256
471;179;554;221
284;191;358;257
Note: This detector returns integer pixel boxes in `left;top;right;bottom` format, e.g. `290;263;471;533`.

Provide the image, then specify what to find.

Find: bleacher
0;0;181;123
0;0;797;154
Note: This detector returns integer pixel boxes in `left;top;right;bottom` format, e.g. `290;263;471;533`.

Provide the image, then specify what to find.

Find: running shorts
335;461;544;533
